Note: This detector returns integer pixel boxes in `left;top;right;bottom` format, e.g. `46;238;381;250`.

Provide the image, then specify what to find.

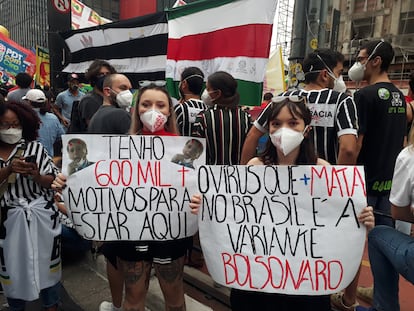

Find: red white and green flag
166;0;277;105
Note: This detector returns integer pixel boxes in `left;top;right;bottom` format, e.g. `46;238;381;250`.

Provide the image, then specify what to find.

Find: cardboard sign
62;134;205;241
198;165;367;295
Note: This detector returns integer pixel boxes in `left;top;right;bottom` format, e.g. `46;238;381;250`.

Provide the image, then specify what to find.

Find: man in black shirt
348;40;407;310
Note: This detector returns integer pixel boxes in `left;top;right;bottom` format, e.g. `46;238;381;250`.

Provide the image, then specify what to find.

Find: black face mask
70;84;79;91
95;76;106;91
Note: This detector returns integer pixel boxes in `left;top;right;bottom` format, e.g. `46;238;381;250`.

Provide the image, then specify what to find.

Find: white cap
22;89;46;103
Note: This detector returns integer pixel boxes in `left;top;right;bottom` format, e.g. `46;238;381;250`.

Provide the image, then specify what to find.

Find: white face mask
270;127;306;156
349;40;384;82
348;62;366;82
0;128;23;145
201;89;217;107
140;109;168;133
332;74;347;93
115;90;133;109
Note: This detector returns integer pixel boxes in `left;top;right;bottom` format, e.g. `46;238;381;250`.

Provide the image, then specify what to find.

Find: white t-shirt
389;146;414;208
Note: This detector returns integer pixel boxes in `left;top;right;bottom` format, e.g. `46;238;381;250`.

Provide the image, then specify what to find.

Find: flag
0;33;36;85
263;46;286;96
35;46;50;87
71;0;112;30
61;12;168;86
166;0;277;105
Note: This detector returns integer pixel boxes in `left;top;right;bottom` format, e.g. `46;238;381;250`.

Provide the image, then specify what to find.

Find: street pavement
0;238;412;311
0;251;231;311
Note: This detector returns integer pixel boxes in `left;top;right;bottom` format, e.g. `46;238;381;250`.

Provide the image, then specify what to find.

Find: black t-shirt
254;89;358;164
77;91;103;133
355;82;406;195
88;105;131;134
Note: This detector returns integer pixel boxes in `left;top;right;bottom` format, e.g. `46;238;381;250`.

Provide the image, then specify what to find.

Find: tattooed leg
155;256;186;311
118;259;152;311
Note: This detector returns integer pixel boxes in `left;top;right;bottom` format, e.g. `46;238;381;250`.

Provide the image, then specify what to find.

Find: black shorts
100;242;120;268
115;237;191;264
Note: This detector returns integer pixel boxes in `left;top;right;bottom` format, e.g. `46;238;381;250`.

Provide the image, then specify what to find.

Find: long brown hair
129;84;179;135
259;99;317;165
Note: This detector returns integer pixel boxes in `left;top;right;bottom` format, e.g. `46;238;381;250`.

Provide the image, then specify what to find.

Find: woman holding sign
121;83;189;311
190;95;375;311
52;84;189;311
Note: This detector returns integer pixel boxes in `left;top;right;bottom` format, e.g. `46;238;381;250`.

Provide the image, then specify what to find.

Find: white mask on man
348;62;366;82
115;90;133;109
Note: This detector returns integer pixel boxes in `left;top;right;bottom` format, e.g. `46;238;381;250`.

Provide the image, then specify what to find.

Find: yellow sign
35;46;50;86
310;38;318;50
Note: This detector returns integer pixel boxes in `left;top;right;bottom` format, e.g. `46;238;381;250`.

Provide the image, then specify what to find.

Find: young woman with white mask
119;83;188;311
190;96;374;311
228;96;330;310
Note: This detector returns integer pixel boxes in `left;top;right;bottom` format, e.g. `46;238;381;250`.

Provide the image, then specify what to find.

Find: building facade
0;0;48;50
335;0;414;76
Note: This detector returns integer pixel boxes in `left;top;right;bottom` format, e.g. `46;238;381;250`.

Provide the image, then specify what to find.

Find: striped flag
61;12;168;86
166;0;277;105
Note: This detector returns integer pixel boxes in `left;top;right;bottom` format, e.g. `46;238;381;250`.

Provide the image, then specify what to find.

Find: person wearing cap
23;89;65;157
53;73;85;130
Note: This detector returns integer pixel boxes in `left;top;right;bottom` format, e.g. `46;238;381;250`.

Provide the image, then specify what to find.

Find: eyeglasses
0;123;21;130
139;80;166;87
356;56;369;63
271;95;306;105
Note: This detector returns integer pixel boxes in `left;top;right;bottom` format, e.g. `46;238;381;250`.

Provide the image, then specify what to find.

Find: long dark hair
259;99;317;165
0;102;40;141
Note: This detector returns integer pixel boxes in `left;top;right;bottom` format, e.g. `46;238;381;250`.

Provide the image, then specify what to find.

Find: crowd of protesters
0;39;412;311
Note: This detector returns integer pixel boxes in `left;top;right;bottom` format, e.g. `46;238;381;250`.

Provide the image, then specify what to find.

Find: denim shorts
6;282;61;311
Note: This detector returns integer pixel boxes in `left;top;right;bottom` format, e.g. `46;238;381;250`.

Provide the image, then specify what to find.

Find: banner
35;46;50;87
71;0;112;30
263;46;286;96
61;12;168;86
166;0;277;105
61;135;205;241
198;165;367;295
0;33;36;85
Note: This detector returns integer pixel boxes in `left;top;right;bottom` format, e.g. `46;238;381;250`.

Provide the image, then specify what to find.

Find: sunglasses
271;95;306;104
138;80;166;87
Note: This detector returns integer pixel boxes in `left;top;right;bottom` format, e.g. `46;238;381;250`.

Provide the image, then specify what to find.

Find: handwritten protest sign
61;134;205;241
198;165;367;295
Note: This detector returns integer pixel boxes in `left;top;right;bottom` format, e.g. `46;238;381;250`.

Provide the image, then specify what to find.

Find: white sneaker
99;301;122;311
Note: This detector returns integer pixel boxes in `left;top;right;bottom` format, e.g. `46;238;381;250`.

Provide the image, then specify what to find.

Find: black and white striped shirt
0;140;58;207
254;89;358;164
193;107;251;165
174;99;207;136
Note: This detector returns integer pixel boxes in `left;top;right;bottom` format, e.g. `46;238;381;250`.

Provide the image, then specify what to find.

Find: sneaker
331;292;359;311
99;301;122;311
356;286;373;305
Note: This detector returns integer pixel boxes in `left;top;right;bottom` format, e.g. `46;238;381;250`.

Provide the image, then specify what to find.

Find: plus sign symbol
52;0;70;14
